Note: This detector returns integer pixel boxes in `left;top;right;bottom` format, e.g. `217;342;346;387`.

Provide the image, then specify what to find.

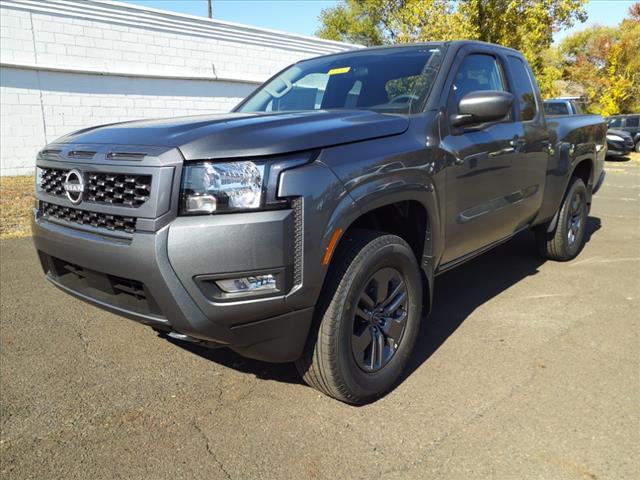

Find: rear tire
535;177;588;261
296;229;423;404
635;141;640;153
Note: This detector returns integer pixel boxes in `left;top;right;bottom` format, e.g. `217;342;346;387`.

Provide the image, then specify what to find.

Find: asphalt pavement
1;160;638;479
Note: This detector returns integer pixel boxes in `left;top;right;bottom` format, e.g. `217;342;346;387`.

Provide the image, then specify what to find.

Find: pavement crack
76;325;112;369
193;421;232;480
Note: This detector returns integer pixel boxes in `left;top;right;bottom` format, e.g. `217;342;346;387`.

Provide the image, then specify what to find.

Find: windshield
235;46;444;115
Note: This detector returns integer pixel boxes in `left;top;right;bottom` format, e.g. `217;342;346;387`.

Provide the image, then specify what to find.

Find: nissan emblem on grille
63;169;85;204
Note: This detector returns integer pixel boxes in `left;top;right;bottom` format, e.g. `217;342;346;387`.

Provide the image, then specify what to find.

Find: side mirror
450;90;514;127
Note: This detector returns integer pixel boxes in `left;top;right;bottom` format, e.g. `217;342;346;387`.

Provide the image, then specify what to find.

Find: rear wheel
536;177;588;261
635;141;640;153
296;229;423;404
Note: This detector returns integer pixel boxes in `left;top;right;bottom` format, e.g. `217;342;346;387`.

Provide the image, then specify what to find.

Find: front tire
296;229;423;404
536;177;588;261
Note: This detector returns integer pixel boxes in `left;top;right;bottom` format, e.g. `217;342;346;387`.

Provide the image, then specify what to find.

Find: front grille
40;167;151;207
40;168;66;196
41;201;137;233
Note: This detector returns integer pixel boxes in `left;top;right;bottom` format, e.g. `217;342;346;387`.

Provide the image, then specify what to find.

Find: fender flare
320;180;441;313
546;155;595;232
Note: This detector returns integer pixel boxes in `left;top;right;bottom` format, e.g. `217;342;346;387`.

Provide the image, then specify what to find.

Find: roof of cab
295;40;524;64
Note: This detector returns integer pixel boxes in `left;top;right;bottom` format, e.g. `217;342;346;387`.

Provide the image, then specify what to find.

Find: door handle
510;135;527;152
510;135;526;148
541;140;555;156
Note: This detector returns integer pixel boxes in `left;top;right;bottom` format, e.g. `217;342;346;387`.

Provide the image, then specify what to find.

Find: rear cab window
507;56;538;121
544;102;569;116
626;116;639;128
570;101;585;115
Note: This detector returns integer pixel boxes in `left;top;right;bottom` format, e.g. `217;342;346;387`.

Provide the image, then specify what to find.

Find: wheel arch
571;158;594;192
541;155;595;234
321;188;439;315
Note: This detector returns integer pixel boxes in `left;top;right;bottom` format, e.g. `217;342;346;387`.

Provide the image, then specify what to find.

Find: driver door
440;50;525;264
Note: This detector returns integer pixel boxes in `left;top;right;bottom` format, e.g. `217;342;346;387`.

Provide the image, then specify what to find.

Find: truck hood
55;111;409;160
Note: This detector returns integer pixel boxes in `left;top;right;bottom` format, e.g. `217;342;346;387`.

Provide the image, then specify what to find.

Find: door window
608;117;622;128
451;54;506;105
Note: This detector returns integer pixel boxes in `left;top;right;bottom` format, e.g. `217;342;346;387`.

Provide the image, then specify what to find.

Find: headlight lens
180;155;311;215
606;134;624;142
181;161;265;214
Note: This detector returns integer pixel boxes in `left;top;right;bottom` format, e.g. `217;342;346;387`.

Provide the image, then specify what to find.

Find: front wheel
296;229;423;404
535;177;588;261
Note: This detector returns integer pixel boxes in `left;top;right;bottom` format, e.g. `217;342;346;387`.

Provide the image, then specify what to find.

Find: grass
0;151;637;240
1;176;35;239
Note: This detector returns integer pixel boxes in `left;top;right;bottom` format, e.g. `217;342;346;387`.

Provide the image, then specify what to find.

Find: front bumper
31;208;312;363
606;139;634;156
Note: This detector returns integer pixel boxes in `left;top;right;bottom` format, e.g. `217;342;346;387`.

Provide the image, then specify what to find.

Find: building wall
0;0;357;175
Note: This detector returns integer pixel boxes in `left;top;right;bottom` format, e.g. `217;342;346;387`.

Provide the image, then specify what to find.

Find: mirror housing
450;90;514;127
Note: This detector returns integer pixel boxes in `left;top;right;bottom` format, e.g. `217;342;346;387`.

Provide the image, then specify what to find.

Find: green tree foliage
456;0;586;75
317;0;469;45
317;0;587;93
552;4;639;115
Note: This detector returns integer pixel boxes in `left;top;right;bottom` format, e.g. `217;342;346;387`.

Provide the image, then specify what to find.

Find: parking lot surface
1;160;638;480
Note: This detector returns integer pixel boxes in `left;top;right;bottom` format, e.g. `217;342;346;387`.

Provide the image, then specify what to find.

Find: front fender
278;160;354;311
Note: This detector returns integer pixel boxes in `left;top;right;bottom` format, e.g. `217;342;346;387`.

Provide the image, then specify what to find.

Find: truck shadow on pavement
402;215;600;382
605;156;632;163
169;217;602;395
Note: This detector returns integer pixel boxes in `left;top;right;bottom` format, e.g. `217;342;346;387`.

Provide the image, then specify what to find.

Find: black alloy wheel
352;268;408;372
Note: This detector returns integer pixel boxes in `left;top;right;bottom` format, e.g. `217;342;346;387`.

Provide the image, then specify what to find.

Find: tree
456;0;587;77
629;1;640;22
317;0;587;92
553;3;639;115
317;0;469;46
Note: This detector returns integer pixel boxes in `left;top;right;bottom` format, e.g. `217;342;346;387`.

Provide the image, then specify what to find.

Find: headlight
607;134;624;142
180;155;311;215
181;161;264;214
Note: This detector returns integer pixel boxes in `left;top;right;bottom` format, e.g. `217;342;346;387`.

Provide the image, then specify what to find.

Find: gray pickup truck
32;41;606;404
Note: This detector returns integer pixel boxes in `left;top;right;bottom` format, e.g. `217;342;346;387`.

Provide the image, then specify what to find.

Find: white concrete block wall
0;0;358;175
0;70;46;175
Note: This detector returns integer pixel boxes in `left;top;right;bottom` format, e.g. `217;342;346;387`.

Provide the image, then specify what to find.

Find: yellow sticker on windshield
328;67;351;75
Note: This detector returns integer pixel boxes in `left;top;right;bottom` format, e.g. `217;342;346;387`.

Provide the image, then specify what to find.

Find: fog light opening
216;274;277;293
